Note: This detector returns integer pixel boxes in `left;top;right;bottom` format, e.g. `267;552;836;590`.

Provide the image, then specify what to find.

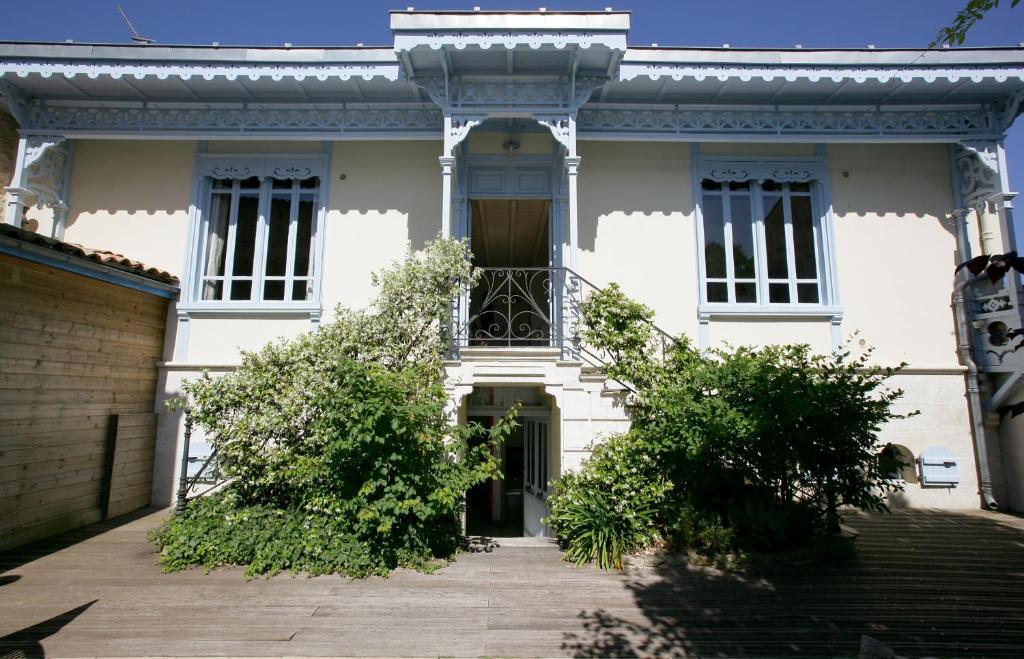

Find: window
190;155;327;306
697;158;835;309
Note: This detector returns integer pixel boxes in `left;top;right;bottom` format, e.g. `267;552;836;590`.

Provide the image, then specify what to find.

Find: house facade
3;9;1024;536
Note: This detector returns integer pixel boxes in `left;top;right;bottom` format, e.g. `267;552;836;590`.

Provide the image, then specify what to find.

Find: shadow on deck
563;509;1024;657
0;507;1022;657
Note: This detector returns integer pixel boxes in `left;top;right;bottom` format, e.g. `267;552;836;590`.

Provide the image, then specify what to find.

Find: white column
564;156;581;271
3;136;28;227
439;155;455;239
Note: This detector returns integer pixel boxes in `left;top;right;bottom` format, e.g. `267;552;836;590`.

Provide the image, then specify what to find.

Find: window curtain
202;192;230;300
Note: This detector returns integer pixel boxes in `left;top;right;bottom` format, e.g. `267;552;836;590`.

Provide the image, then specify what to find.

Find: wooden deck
1;507;1024;657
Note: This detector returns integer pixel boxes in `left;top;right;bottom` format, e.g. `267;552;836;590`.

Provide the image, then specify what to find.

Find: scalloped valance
195;154;328;181
697;156;828;183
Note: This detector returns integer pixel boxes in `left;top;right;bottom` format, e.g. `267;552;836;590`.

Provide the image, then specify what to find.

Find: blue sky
4;1;1024;240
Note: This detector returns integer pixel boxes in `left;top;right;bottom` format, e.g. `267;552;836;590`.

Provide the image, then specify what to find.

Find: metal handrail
449;266;678;387
175;412;228;514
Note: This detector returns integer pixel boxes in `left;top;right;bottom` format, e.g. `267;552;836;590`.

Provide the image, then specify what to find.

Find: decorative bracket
536;116;573;154
3;134;71;232
416;76;450;111
444;114;484;156
995;87;1024;134
0;79;32;127
22;136;70;210
954;141;1001;211
571;77;603;113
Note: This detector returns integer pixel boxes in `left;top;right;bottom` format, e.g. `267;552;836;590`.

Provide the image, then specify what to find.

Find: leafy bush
546;433;669;570
547;283;912;566
152;238;520;577
175;237;478;498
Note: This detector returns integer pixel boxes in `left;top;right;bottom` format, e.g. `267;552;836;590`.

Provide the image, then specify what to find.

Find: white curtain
202;193;230;300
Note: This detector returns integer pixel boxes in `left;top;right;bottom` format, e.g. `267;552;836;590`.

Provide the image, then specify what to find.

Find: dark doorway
468;198;553;347
465;415;525;537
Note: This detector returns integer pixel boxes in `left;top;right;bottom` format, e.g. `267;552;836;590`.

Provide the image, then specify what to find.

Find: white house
3;9;1024;537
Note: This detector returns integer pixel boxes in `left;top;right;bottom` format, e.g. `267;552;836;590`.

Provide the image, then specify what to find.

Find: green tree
936;0;1021;46
546;284;913;568
152;237;521;578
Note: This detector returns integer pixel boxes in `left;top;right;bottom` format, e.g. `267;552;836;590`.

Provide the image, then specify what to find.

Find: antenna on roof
117;5;154;44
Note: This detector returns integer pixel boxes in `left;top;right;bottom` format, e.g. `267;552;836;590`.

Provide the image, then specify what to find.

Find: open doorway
470;199;550;268
468;199;552;346
466;414;525;537
464;385;554;538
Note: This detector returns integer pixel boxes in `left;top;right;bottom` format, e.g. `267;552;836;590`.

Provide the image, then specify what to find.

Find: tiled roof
0;223;179;286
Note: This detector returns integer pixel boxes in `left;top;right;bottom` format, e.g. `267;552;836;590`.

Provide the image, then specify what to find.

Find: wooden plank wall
0;253;169;551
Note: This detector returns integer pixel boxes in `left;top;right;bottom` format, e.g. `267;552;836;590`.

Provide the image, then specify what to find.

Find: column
439;155;455;239
564;155;581;272
3;136;28;227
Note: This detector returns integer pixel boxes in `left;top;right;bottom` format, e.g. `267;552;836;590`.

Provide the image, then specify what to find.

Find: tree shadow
0;600;97;659
563;509;1024;657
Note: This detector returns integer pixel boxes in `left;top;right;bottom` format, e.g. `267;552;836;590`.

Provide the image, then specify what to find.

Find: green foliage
550;284;912;567
174;237;478;497
667;505;735;558
546;433;670;570
935;0;1020;46
152;237;519;578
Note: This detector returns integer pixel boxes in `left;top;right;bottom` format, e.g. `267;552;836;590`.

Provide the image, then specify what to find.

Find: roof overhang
2;11;1024;141
599;47;1024;108
390;10;629;79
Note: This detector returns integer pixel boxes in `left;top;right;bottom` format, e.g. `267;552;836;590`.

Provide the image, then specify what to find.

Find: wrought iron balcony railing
448;266;675;366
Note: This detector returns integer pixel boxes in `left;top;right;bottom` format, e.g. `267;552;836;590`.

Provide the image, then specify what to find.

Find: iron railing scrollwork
449;267;676;372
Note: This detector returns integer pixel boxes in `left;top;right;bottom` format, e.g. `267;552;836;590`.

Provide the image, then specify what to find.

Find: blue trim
0;241;178;299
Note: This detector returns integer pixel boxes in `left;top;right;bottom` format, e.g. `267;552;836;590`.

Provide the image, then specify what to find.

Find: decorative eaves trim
577;105;996;139
24;103;443;134
393;32;627;52
0;61;401;82
618;63;1024;84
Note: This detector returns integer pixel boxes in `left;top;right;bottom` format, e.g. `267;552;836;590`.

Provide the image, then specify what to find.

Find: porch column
439;155;455;239
3;136;28;227
564;155;581;271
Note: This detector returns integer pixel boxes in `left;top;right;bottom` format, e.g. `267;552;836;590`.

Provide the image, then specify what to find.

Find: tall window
199;174;320;303
700;177;826;305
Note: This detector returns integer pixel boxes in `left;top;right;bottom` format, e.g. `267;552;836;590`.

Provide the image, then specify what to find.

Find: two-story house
4;9;1024;537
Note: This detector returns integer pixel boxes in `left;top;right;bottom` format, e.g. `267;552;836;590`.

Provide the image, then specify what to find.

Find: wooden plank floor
1;507;1024;657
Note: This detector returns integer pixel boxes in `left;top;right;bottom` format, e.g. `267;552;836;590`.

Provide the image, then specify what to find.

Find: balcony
448;267;674;366
450;267;579;359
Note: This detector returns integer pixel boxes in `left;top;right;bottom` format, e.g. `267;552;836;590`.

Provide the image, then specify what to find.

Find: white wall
577;141;698;339
66;140;197;277
828;143;959;367
321;140;442;316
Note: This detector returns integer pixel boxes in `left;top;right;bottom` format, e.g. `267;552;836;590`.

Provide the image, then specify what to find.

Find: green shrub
175;237;479;499
546;433;669;570
551;284;912;567
152;238;520;577
666;505;735;558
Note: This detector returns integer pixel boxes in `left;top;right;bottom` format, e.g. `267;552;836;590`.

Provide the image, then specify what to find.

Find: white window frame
179;152;329;314
693;154;842;324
